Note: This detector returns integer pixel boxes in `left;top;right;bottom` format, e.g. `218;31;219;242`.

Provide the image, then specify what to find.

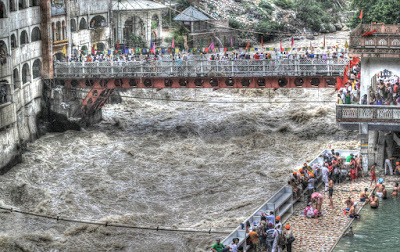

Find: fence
336;104;400;123
54;58;348;79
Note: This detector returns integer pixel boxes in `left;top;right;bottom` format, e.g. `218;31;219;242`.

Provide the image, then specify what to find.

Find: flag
246;41;250;51
261;36;264;48
280;41;284;52
172;38;175;48
91;45;95;55
150;38;153;53
62;45;67;55
291;37;294;48
123;44;126;54
117;41;120;50
209;42;215;52
94;43;97;51
152;42;156;54
230;37;233;47
345;41;349;48
359;9;363;19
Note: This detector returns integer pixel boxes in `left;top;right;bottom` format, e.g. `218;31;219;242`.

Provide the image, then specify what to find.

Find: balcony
336;104;400;131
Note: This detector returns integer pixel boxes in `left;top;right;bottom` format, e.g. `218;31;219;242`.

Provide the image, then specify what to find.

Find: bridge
54;58;348;80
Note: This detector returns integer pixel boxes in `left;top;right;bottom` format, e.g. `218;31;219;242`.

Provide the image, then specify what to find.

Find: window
392;39;400;46
0;40;7;57
33;0;38;6
79;17;87;30
18;0;24;10
56;21;61;41
31;27;40;41
0;1;6;18
378;39;388;46
62;20;66;40
13;68;20;89
32;59;41;79
22;63;30;84
20;30;28;45
28;0;32;7
70;19;76;32
11;34;17;48
365;39;374;46
90;15;106;28
9;0;15;11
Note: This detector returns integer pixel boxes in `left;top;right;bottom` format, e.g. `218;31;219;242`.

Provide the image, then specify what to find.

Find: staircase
73;81;114;117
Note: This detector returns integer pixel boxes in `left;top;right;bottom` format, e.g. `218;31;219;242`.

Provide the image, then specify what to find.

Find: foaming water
0;88;358;251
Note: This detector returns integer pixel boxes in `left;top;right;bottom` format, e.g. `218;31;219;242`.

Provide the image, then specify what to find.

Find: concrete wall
361;57;400;103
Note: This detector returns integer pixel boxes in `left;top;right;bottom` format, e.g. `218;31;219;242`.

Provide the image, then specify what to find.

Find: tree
350;0;400;27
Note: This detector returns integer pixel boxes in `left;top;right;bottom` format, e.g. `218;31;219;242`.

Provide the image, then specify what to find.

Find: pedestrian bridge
54;58;348;79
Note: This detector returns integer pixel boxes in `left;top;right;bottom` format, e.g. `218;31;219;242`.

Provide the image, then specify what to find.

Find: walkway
287;179;370;252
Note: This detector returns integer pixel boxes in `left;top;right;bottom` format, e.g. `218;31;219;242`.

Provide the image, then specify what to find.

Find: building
173;5;237;48
0;0;166;172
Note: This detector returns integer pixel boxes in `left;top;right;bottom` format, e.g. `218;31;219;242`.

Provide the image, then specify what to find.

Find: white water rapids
0;88;358;251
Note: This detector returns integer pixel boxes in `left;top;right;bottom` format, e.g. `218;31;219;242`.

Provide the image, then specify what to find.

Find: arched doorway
20;30;29;45
22;63;30;84
13;68;20;89
123;16;145;47
90;15;106;28
80;45;88;55
32;59;42;79
79;17;87;30
369;69;400;105
31;27;41;42
0;1;6;18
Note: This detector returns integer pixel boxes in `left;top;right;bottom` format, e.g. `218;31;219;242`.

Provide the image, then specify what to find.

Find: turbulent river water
0;88;358;251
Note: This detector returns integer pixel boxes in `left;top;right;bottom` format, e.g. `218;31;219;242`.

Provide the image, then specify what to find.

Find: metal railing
336;104;400;123
54;58;348;79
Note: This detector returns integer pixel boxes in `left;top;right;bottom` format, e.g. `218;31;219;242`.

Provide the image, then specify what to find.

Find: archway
0;40;7;57
31;27;41;42
96;43;105;52
90;15;106;28
369;69;400;105
20;30;28;45
0;1;6;18
123;16;145;47
11;34;17;48
22;63;30;84
32;59;41;79
54;52;65;62
13;68;20;89
70;19;76;32
9;0;16;11
56;21;61;41
151;14;159;43
79;17;87;30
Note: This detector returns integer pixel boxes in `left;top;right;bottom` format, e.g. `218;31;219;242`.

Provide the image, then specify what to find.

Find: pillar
360;123;369;172
40;0;53;78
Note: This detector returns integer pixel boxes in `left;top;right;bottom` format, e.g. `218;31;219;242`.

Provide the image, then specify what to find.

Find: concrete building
0;0;166;172
337;24;400;173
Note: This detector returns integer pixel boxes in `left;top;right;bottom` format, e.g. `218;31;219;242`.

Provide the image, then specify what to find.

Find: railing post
200;60;203;76
82;61;85;76
141;62;144;78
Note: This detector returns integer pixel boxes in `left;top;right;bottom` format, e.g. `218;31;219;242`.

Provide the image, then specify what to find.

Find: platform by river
285;179;370;252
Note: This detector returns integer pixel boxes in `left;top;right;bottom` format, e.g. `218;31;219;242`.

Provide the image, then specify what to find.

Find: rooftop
174;6;212;22
111;0;166;11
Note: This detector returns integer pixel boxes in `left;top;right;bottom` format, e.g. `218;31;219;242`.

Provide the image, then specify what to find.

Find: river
0;88;358;251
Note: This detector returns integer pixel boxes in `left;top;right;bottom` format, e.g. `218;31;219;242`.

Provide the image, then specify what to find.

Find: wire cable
0;206;230;234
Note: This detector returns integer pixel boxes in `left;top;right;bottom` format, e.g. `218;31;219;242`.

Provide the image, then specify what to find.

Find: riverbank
287;179;369;251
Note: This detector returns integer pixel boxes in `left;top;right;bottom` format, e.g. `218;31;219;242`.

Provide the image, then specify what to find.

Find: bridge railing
336;104;400;123
54;58;348;79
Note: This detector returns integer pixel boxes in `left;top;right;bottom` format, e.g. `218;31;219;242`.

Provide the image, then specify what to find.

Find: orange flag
359;9;363;19
246;41;250;51
261;36;264;48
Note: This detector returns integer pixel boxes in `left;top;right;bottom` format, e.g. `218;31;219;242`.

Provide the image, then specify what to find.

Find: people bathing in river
375;178;384;197
349;202;360;219
360;188;368;202
392;182;399;196
366;192;379;208
344;196;354;213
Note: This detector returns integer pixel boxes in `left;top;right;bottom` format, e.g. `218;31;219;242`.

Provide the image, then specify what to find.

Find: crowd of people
337;60;400;106
58;50;348;63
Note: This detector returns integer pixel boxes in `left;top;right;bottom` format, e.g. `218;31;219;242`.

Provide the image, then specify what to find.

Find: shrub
273;0;294;10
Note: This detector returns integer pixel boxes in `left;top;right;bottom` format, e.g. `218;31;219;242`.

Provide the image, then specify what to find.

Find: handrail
53;59;349;79
336;104;400;123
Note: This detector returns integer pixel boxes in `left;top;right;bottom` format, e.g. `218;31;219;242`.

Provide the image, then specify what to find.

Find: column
360;123;369;172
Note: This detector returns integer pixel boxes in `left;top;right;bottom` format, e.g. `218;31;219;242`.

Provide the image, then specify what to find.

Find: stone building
0;0;166;171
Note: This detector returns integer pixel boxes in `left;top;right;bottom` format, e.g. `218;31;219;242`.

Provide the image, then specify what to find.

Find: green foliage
130;34;144;47
254;21;284;41
176;0;191;12
349;0;400;27
296;0;330;31
166;24;190;48
229;18;243;29
259;0;274;14
273;0;294;10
